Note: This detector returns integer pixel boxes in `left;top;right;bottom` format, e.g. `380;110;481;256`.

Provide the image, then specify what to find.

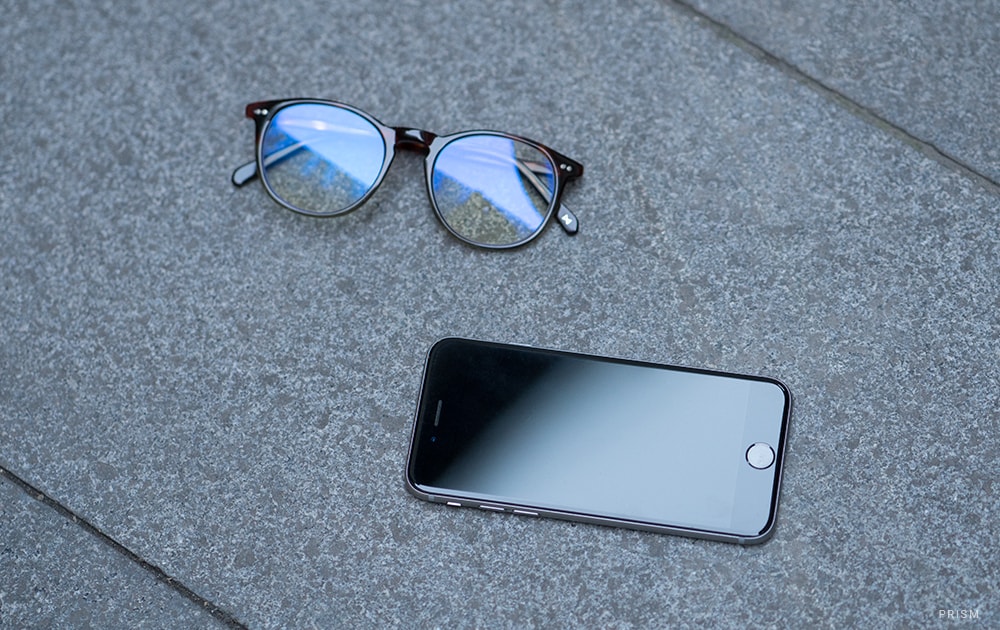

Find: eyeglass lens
431;135;555;247
261;104;386;215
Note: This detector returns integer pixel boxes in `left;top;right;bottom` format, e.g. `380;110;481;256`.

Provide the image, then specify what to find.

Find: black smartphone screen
405;338;791;543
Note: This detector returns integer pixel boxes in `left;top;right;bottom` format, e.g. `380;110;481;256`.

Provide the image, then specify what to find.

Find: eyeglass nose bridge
393;127;437;154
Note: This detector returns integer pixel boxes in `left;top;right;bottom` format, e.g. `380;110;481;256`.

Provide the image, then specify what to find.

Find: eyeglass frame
231;98;584;249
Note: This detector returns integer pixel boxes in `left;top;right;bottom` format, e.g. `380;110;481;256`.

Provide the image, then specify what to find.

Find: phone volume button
479;504;505;512
446;501;462;507
512;509;538;517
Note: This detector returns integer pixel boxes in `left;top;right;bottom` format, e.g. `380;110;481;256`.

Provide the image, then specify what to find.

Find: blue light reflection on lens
431;135;555;246
262;104;385;214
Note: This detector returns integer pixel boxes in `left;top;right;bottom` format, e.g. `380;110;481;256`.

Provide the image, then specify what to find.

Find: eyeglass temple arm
515;159;582;236
232;136;315;186
232;146;583;236
232;160;258;187
232;101;279;186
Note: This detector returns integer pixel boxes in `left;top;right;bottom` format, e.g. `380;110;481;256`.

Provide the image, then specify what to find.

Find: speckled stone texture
684;0;1000;182
0;476;219;627
1;0;997;628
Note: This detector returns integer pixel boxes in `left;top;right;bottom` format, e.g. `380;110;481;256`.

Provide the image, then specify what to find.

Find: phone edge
402;336;793;546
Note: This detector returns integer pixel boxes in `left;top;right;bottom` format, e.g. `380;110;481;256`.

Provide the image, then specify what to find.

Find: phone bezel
404;337;792;545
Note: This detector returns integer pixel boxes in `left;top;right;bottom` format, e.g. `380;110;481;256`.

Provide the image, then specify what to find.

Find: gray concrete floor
2;1;997;627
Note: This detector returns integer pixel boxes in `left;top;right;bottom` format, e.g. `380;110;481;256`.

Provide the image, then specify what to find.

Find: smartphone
405;338;792;544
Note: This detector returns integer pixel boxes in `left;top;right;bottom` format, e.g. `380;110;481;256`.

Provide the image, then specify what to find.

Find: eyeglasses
232;99;584;249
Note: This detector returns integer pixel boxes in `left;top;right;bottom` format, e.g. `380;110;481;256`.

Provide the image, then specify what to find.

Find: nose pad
393;128;437;154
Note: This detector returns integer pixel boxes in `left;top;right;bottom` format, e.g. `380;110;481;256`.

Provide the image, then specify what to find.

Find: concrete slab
2;0;997;627
0;475;226;628
683;0;1000;183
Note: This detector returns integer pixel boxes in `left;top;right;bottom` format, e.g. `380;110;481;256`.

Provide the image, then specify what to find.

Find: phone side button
446;501;462;507
479;505;505;512
512;509;538;517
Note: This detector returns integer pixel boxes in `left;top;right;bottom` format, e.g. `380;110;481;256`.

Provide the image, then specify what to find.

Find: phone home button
746;443;775;470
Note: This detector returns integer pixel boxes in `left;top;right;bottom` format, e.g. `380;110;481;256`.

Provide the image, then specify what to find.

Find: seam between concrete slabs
668;0;1000;197
0;465;248;630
